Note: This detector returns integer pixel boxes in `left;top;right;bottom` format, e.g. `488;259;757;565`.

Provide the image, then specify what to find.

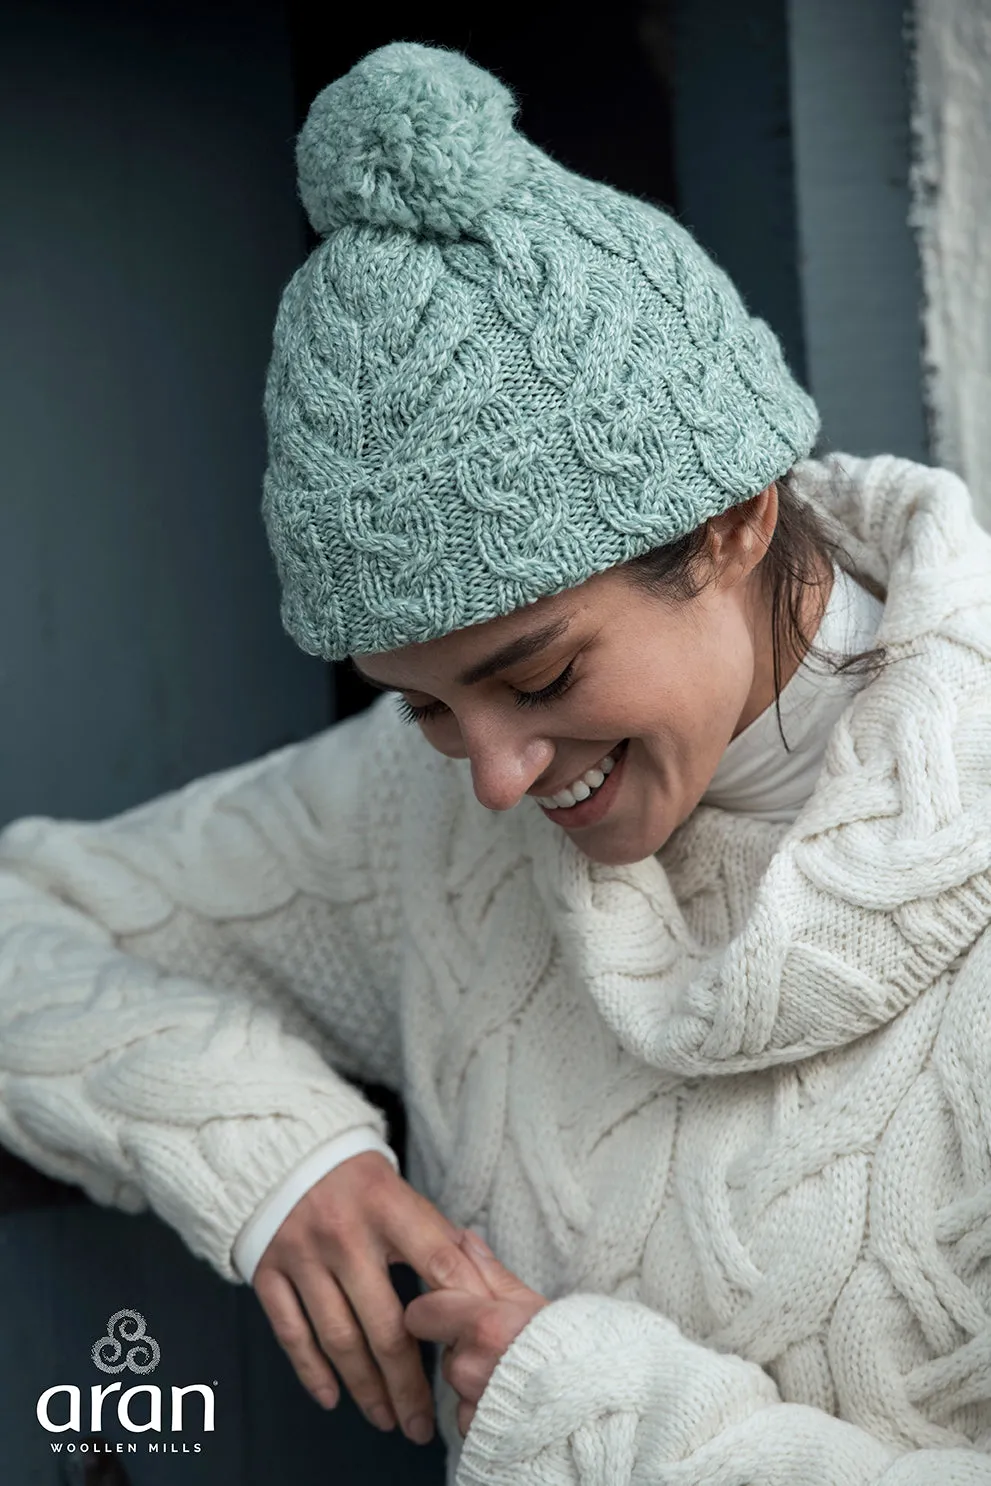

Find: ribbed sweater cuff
455;1293;646;1485
454;1291;779;1486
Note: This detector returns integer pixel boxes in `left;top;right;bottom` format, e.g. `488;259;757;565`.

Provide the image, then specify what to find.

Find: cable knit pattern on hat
2;454;991;1480
261;42;819;659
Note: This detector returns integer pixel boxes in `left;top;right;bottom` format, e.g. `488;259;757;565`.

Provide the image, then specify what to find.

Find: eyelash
393;661;577;727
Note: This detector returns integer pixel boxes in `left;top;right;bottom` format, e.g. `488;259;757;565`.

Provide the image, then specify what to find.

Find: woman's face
354;487;793;866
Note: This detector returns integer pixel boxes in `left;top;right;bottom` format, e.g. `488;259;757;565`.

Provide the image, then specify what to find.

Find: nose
466;733;554;812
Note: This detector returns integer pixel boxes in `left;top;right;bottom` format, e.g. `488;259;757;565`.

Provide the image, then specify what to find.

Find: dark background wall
0;0;331;829
0;0;925;825
0;2;924;1481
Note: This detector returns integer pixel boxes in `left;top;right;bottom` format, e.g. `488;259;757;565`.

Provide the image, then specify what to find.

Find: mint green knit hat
262;41;819;661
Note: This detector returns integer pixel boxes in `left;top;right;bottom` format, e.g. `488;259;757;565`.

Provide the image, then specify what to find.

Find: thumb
458;1228;530;1295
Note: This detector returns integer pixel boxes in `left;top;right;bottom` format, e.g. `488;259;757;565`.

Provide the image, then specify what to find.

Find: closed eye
394;661;577;727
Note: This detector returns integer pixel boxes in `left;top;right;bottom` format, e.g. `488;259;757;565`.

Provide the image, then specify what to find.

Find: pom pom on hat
296;40;530;239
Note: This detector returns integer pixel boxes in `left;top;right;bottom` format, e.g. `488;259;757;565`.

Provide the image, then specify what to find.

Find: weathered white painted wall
910;0;991;528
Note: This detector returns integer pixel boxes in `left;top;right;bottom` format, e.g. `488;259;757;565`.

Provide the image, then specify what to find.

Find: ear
706;483;778;585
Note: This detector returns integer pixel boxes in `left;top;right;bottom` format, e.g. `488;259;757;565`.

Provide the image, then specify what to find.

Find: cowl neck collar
519;454;991;1075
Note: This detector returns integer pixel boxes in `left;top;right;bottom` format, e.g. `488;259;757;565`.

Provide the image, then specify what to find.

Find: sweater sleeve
455;1294;991;1486
0;694;410;1283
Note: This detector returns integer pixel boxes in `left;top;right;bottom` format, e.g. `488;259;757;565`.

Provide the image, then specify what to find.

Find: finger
404;1288;480;1347
331;1255;439;1446
253;1267;341;1412
379;1192;496;1296
457;1397;476;1438
458;1228;528;1295
437;1338;492;1408
295;1259;432;1439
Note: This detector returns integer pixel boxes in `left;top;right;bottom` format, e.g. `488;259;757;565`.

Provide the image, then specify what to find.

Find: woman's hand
404;1228;549;1438
252;1151;496;1447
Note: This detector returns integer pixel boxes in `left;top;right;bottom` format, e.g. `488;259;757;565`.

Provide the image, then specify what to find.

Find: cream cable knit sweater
1;453;991;1484
231;565;885;1284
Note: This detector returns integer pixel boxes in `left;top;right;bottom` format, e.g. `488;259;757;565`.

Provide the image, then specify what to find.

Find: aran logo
37;1309;215;1450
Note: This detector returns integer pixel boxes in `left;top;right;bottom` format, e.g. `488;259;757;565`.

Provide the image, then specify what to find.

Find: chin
567;755;683;865
572;820;674;867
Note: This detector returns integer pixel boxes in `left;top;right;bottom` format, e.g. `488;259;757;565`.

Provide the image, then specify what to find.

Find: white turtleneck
701;565;884;824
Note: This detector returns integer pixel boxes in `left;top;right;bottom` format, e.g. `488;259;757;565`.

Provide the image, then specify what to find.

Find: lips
532;741;627;807
536;738;630;827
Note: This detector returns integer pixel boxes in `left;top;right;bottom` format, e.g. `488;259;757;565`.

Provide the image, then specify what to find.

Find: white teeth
535;743;624;810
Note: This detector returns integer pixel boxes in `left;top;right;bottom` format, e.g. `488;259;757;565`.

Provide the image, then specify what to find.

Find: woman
2;40;990;1485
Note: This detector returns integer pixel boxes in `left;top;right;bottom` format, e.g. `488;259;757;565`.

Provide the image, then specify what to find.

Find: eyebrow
351;614;573;692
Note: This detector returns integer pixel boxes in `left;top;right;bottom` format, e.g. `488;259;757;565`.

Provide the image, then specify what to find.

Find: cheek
654;624;752;748
699;644;749;716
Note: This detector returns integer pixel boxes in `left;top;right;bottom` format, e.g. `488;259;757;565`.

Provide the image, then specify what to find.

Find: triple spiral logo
91;1311;161;1376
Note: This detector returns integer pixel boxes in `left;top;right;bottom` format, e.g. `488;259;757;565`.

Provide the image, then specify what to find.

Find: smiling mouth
533;739;630;823
532;740;626;809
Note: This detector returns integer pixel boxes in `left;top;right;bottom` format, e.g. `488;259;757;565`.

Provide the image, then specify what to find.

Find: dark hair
622;469;888;748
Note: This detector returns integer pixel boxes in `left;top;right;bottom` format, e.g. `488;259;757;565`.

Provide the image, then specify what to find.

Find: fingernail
405;1412;434;1445
464;1227;491;1257
315;1388;337;1409
368;1404;395;1431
